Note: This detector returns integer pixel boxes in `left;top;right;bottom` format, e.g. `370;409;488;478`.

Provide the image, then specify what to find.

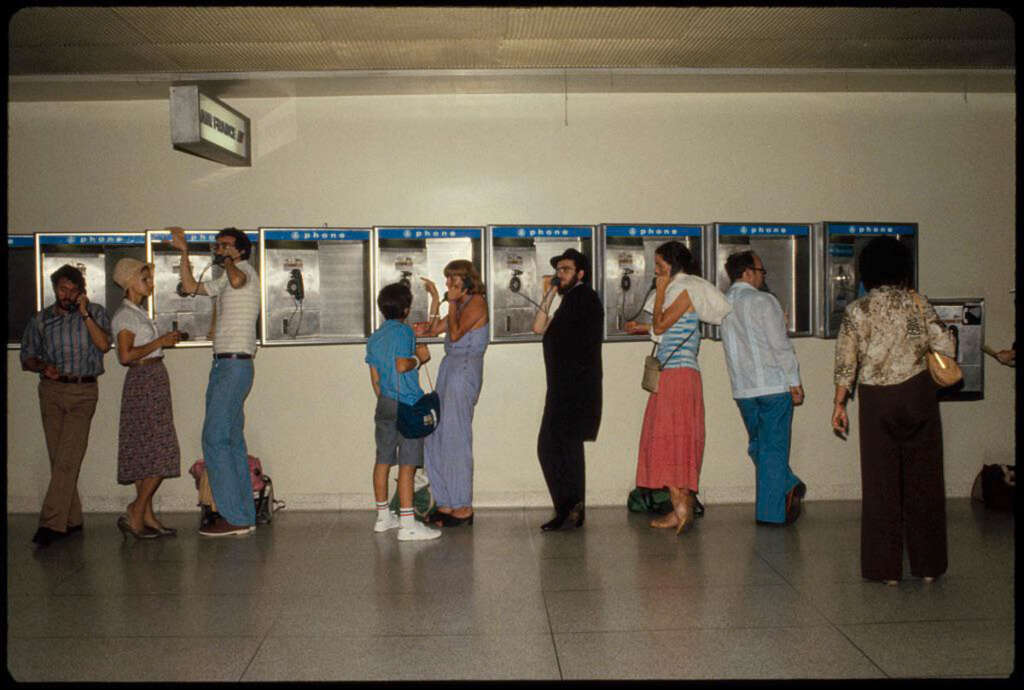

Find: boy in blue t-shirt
365;283;441;541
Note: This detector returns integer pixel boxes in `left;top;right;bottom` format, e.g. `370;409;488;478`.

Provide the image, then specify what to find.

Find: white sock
399;507;415;528
376;501;389;519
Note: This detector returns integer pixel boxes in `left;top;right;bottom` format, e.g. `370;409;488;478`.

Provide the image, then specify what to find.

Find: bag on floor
627;487;706;517
970;464;1015;511
388;467;436;519
188;454;285;526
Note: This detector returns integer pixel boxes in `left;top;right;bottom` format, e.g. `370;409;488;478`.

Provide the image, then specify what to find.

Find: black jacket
541;282;603;441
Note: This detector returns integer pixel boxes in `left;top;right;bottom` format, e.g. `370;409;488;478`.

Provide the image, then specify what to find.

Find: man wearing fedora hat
21;263;112;547
532;248;603;531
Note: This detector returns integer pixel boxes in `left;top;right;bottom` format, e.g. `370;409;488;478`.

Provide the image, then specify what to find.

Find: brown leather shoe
199;517;255;537
784;485;803;524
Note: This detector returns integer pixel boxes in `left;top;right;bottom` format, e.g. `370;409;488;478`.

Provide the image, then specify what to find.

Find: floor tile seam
252;632;561;640
5;633;270;641
539;580;566;681
825;620;895;678
537;581;800;594
547;622;860;635
835;615;1017;628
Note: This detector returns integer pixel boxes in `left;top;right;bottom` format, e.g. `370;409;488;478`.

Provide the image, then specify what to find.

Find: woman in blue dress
414;260;488;527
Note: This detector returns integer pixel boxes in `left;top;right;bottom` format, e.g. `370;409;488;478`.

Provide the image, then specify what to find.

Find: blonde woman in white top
110;258;183;539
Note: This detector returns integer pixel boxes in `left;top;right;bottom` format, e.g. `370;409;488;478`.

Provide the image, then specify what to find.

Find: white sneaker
374;511;401;533
396;520;441;541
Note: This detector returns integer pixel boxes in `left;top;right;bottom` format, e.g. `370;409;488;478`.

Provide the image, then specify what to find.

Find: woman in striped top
625;241;705;534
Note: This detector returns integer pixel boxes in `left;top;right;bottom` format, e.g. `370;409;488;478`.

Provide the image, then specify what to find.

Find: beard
556;274;579;295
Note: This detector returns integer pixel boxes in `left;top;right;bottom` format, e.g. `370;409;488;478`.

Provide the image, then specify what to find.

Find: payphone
600;224;703;341
260;227;373;344
35;232;147;315
930;297;985;401
374;227;483;339
812;222;918;338
8;235;36;346
487;225;596;343
147;229;260;346
706;223;814;339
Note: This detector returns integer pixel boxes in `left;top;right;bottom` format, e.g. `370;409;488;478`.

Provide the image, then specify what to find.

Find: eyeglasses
752;267;767;275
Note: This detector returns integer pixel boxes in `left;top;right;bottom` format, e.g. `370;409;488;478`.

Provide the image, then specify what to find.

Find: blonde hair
443;260;485;295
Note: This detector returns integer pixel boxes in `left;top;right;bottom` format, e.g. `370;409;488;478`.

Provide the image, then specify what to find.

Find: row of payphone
7;222;918;348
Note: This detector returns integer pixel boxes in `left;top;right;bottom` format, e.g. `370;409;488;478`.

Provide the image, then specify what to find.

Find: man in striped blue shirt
721;251;806;526
21;264;112;547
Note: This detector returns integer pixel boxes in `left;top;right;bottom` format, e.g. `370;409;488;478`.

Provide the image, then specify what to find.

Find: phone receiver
176;281;188;297
550;275;561;289
286;269;305;301
212;253;226;266
509;269;523;293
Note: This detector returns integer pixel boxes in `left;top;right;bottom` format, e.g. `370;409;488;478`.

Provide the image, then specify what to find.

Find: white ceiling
8;6;1016;101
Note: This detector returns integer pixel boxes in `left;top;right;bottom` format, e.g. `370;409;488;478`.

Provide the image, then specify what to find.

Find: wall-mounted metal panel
486;225;597;343
708;223;814;340
373;227;483;341
813;222;918;338
146;229;260;347
599;223;704;341
931;297;985;401
35;232;147;317
259;227;373;345
8;235;36;348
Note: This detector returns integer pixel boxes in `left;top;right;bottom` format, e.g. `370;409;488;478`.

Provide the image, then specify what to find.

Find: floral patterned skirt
118;360;181;484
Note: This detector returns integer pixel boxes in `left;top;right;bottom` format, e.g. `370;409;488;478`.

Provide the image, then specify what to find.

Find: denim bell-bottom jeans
201;357;255;526
736;392;801;524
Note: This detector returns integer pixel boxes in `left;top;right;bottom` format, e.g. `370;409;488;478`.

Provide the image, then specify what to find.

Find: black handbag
396;361;441;439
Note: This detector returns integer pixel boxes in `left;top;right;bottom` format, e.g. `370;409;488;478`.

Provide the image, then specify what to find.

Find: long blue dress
424;321;488;508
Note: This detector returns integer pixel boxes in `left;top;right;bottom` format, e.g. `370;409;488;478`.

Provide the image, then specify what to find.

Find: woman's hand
623;320;649;335
831;402;848;436
655;274;670;293
411;321;432;337
420;277;440;300
160;331;183;348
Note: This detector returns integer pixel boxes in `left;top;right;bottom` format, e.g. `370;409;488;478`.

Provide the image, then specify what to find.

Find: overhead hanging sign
169;85;251;167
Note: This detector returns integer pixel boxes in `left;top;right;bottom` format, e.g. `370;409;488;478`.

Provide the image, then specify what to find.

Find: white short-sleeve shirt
202;259;260;355
111;299;162;359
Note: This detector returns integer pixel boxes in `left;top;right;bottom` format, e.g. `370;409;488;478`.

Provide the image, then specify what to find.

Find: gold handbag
912;291;963;388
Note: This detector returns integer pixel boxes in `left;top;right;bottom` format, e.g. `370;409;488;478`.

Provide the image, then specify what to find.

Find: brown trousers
857;370;948;581
38;379;99;531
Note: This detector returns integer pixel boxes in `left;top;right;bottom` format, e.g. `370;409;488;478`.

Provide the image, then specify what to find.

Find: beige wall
7;91;1016;514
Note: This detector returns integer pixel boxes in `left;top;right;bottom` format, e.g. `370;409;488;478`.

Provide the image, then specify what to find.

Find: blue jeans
736;393;800;524
201;358;255;526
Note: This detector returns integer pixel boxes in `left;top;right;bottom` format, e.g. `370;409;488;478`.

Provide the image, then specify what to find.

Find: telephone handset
286;269;305;301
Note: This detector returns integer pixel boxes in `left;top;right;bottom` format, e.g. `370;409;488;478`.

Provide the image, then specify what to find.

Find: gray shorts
374;395;423;467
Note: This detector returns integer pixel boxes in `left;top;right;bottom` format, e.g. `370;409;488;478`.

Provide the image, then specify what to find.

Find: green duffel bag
627;487;706;517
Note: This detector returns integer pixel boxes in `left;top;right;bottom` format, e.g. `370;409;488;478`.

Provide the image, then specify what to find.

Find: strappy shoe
117;514;158;540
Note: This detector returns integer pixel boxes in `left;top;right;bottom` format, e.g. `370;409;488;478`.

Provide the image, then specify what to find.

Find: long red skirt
635;366;705;493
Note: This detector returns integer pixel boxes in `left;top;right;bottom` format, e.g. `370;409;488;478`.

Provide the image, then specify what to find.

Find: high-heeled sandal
117;514;158;540
674;494;695;535
147;523;177;537
435;512;474;527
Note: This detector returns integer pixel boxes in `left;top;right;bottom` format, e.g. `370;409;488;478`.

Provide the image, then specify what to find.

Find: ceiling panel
7;6;1014;101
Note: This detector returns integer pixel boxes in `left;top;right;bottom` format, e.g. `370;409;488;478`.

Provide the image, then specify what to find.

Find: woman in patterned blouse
831;236;955;585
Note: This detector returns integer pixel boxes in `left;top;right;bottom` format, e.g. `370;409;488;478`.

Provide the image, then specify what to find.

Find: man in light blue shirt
721;251;806;525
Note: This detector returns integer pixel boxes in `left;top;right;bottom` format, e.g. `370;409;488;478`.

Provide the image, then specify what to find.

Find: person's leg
537;410;566;514
201;360;255;526
754;393;795;524
735;397;768;521
901;374;948;579
857;386;904;581
140;477;167;530
423;430;452;514
39;382;97;532
127;476;162;532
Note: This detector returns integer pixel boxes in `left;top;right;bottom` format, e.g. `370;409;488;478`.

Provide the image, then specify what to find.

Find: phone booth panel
260;228;372;344
36;232;147;316
487;225;596;343
8;235;36;347
147;229;260;346
707;223;814;340
930;297;984;401
813;222;918;338
600;224;703;341
373;227;483;340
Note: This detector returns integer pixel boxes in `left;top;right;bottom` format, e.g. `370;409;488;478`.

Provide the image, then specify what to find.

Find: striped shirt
21;302;112;377
203;260;259;355
655;311;701;371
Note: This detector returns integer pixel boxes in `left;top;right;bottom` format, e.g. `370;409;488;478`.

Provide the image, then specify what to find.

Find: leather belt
215;353;253;360
129;356;164;368
53;375;97;384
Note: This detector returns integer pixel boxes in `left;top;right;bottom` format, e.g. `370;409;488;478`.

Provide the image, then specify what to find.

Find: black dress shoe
31;527;63;547
66;523;83;535
567;502;585;528
541;514;569;531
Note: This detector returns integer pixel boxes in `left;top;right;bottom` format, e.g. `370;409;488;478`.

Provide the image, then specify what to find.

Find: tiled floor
5;499;1015;681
